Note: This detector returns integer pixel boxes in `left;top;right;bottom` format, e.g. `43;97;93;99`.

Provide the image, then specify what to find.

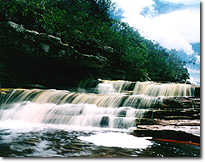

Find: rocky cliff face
0;21;108;88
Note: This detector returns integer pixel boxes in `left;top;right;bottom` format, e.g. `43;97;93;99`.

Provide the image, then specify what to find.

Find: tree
0;0;190;82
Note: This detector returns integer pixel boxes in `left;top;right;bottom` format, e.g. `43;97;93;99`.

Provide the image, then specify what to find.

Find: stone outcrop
0;21;107;64
130;96;200;146
160;97;200;108
131;126;200;145
0;21;108;88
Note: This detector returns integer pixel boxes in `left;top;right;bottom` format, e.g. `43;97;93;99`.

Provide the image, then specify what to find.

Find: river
0;80;200;158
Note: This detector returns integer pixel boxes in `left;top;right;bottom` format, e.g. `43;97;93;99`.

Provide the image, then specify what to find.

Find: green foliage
0;0;190;82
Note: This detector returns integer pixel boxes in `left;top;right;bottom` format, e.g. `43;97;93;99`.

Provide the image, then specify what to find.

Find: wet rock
160;116;195;120
24;138;39;146
117;110;126;117
155;119;200;126
100;116;109;127
195;86;200;98
135;118;157;125
131;126;200;144
161;97;200;109
0;88;10;93
150;108;200;120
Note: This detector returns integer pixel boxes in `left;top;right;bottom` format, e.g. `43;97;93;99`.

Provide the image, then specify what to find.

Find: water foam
78;132;152;149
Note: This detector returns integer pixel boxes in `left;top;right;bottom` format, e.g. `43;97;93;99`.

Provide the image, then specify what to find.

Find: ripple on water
0;121;200;158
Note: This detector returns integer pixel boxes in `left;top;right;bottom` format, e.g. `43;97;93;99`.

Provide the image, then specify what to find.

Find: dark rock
135;118;157;125
161;116;196;120
154;119;200;126
0;21;107;64
100;116;109;127
161;97;200;109
0;21;108;88
18;84;48;89
131;128;200;144
103;46;114;53
117;110;126;117
185;80;192;84
195;86;200;98
150;108;200;120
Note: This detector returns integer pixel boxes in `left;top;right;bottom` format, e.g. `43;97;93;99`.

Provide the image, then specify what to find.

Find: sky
111;0;200;85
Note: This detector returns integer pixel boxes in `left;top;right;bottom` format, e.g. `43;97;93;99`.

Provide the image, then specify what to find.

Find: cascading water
98;80;195;97
0;81;196;129
1;101;147;129
0;89;152;129
132;81;195;97
97;80;135;94
0;80;199;157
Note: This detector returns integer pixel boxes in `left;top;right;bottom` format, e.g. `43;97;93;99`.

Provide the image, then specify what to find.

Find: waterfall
132;81;195;97
97;80;134;94
0;101;149;129
0;80;196;129
1;89;162;108
98;80;195;97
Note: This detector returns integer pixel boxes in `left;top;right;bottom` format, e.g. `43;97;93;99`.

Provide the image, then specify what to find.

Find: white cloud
112;0;200;55
141;8;200;54
187;67;200;74
195;55;200;64
112;0;155;15
162;0;200;5
188;76;200;85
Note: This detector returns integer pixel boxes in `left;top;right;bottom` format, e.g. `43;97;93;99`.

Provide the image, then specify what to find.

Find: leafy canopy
0;0;189;82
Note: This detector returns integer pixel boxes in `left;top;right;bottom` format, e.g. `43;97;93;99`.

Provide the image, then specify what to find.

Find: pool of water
0;120;200;158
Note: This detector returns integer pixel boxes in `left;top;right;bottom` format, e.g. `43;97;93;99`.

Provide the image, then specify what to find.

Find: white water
0;101;147;129
78;132;152;149
97;82;115;94
98;80;195;97
0;80;198;154
133;81;195;97
0;80;196;130
0;101;153;151
97;80;134;93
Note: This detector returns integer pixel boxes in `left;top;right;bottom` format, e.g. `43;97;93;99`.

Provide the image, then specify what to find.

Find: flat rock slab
137;125;200;137
155;119;200;126
131;123;200;145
